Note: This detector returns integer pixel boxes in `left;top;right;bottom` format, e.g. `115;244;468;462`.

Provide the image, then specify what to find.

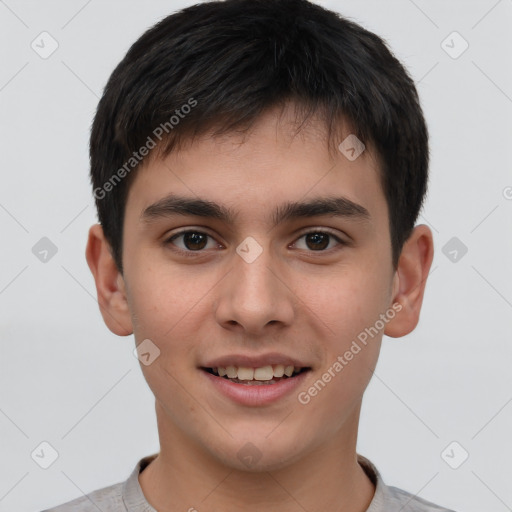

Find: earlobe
85;224;134;336
384;224;434;338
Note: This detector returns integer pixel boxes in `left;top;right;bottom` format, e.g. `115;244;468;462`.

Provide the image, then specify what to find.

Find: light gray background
1;1;511;511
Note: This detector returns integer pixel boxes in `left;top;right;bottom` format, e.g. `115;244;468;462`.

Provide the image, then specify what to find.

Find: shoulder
382;484;458;512
40;482;124;512
357;454;457;512
40;453;158;512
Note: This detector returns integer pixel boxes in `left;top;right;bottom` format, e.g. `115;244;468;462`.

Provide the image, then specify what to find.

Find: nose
214;239;295;336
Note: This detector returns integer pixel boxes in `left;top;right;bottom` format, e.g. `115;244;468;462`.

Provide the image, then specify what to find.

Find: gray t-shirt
42;453;456;511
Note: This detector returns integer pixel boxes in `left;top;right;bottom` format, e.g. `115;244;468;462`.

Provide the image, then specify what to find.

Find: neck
139;401;375;512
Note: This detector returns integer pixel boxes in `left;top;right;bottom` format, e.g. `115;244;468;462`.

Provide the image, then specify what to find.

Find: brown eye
304;232;330;250
293;230;345;252
167;230;216;252
182;232;208;250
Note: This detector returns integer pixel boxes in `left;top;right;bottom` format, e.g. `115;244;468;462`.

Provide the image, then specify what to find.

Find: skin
86;104;434;511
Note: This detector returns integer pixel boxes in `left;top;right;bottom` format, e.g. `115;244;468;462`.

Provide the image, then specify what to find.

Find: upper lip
201;353;311;369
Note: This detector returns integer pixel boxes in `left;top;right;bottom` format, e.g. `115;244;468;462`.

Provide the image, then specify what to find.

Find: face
119;106;399;471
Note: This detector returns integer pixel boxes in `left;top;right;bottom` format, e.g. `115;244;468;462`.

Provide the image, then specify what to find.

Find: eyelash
164;228;346;257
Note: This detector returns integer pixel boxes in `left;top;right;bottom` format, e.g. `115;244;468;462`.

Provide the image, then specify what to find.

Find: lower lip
201;369;310;406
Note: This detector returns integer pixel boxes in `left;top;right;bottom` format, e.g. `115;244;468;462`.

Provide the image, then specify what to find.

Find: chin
206;429;309;473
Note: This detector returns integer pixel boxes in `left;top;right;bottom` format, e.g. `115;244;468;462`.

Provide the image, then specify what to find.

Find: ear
85;224;133;336
384;224;434;338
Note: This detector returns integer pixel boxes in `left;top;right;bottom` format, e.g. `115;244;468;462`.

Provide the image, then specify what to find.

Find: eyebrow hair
141;193;371;227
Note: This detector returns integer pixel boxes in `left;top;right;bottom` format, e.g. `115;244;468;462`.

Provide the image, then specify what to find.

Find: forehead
125;107;388;231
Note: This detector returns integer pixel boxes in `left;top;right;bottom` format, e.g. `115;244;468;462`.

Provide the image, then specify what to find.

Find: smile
202;365;310;385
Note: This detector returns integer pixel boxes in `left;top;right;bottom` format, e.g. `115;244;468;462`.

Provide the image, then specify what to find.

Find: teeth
226;366;237;378
273;364;285;377
212;364;305;380
284;365;294;377
254;365;274;381
237;367;254;381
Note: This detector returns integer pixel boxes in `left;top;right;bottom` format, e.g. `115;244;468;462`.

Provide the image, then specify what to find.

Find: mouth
201;365;311;385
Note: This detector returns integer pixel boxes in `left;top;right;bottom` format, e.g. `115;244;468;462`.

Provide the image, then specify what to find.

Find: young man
44;0;455;510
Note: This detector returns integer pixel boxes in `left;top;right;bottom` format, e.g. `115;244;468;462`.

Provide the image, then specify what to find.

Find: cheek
296;343;380;444
126;262;207;340
126;265;211;382
293;259;390;411
300;257;392;346
128;278;202;421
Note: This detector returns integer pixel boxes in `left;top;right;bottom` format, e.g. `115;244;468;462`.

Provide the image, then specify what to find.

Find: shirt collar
122;453;390;511
122;453;158;511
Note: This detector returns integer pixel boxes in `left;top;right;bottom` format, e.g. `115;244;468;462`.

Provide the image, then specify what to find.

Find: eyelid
294;226;347;241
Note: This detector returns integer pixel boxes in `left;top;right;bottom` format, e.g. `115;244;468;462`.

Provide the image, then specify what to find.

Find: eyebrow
141;193;371;227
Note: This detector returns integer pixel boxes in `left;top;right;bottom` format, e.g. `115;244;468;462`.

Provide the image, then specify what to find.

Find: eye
165;228;346;256
165;230;220;253
292;230;345;252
